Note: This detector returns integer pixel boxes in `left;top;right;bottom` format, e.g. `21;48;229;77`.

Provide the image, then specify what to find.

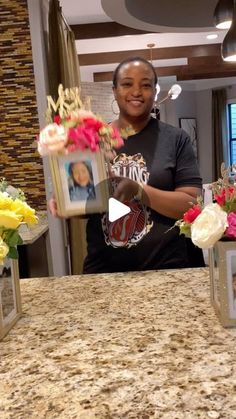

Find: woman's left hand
112;176;139;203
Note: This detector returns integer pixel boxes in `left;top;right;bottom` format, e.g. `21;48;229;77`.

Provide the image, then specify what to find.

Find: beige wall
81;82;116;122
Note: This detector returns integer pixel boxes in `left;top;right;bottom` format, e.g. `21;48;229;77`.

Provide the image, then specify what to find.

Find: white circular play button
108;197;131;222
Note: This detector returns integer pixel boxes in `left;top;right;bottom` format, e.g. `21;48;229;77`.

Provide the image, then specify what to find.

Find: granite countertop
19;211;48;245
1;268;236;419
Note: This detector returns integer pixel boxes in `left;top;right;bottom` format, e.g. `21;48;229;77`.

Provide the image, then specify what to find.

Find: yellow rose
0;209;21;229
0;191;13;210
11;200;38;225
0;237;9;265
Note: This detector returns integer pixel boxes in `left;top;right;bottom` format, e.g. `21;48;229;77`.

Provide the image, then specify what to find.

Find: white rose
38;123;68;156
191;203;228;249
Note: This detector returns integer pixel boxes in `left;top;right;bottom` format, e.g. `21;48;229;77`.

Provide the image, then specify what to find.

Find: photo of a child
66;160;96;202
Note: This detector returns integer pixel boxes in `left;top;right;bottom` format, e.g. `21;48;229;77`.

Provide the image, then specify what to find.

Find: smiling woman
80;56;204;273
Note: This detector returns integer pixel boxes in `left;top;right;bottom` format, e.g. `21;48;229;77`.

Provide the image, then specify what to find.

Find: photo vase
209;240;236;327
49;149;109;217
0;258;22;340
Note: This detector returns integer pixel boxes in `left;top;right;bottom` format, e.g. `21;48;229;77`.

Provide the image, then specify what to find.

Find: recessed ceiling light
206;34;219;40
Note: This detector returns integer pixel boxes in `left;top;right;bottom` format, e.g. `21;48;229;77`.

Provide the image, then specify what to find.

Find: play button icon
108;198;131;222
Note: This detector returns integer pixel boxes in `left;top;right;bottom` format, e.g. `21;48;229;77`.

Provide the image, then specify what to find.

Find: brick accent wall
81;82;118;123
0;0;46;209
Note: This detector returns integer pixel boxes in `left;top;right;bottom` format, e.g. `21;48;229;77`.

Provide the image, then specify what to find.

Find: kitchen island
1;268;236;418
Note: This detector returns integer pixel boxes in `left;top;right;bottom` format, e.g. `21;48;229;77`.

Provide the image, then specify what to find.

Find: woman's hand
48;197;59;217
112;177;139;203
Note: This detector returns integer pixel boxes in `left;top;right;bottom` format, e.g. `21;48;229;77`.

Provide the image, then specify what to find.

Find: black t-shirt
83;118;202;273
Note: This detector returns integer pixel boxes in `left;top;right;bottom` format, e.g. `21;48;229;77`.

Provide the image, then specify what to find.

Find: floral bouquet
37;109;125;156
0;178;38;264
37;85;125;157
176;164;236;249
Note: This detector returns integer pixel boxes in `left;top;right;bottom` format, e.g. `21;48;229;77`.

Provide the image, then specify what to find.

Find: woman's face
113;61;156;121
72;162;90;187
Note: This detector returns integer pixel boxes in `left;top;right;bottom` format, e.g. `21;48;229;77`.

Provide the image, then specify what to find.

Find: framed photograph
209;241;236;327
179;117;198;158
0;259;22;341
49;150;109;217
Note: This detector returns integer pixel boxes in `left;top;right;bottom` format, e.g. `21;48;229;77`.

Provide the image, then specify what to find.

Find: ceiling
60;0;236;89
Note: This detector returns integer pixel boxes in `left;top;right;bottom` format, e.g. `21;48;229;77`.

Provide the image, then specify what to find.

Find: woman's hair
68;161;93;186
112;56;157;88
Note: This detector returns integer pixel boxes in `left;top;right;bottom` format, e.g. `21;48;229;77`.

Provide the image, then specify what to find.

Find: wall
81;82;116;122
196;89;213;183
227;85;236;100
27;0;70;276
0;0;46;209
161;90;197;128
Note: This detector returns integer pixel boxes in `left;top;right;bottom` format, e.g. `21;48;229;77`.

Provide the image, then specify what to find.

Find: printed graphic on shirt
102;153;153;248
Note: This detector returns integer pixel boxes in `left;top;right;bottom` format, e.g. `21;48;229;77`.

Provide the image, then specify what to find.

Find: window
228;103;236;165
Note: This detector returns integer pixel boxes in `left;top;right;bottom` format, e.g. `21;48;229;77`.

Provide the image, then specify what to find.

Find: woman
68;161;95;202
50;56;203;273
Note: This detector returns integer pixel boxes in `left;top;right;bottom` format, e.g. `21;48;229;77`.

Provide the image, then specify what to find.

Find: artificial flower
0;237;9;265
0;209;22;230
38;123;68;156
11;199;38;225
37;85;124;156
0;191;13;210
183;205;202;224
191;203;228;249
225;212;236;239
0;178;38;263
175;164;236;249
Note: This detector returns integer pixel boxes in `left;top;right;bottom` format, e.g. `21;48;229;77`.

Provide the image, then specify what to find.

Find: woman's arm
113;177;201;220
142;184;201;219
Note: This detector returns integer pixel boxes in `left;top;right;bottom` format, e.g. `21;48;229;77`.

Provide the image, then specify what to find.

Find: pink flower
214;190;226;206
53;115;61;125
183;205;202;224
225;212;236;239
67;126;100;153
214;186;235;206
82;117;104;131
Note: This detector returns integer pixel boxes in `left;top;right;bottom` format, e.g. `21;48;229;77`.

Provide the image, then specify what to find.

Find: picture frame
0;259;22;341
209;241;236;327
49;149;109;217
179;117;198;158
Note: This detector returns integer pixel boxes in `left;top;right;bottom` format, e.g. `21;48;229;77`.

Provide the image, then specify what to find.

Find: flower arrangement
37;110;125;156
0;178;38;264
176;164;236;249
37;84;125;157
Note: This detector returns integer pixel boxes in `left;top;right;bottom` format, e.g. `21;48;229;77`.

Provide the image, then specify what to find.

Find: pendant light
222;0;236;61
147;43;181;106
214;0;233;29
147;43;161;97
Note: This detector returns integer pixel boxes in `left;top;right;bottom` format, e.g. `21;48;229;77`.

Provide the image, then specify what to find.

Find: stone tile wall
0;0;46;209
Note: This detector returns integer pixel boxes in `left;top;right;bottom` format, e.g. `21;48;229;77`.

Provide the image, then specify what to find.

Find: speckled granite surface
1;268;236;419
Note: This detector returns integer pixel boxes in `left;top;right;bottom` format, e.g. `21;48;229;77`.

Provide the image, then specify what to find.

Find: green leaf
5;229;21;247
179;223;191;238
7;246;18;259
